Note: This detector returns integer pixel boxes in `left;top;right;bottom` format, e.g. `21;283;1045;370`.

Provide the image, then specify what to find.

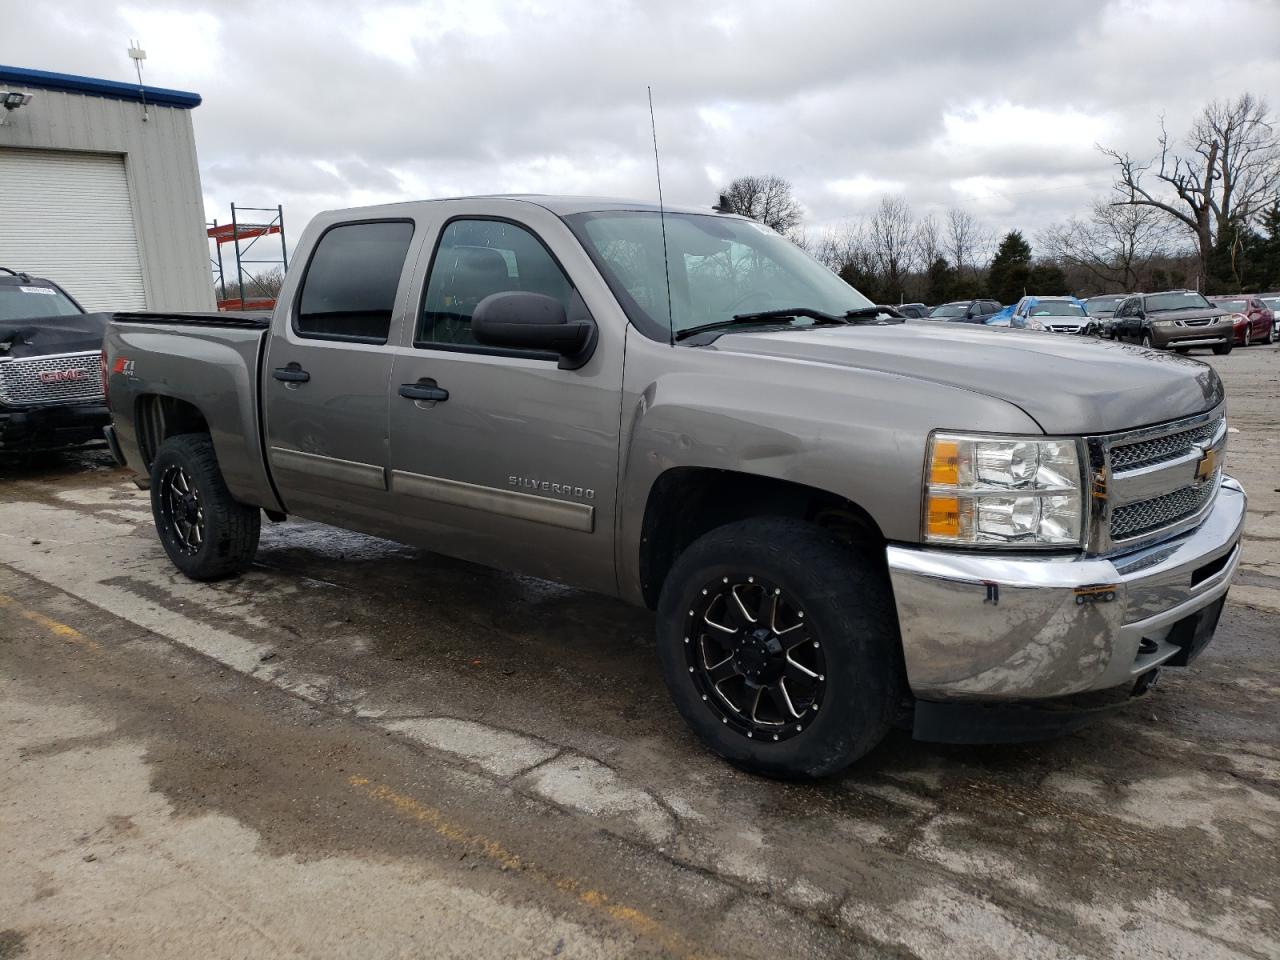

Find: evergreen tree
987;231;1032;304
1027;262;1069;295
924;256;956;305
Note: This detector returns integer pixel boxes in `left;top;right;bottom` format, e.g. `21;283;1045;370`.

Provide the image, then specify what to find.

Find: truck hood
712;322;1223;435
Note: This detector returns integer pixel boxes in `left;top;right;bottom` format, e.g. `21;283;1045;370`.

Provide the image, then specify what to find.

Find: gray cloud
8;0;1280;255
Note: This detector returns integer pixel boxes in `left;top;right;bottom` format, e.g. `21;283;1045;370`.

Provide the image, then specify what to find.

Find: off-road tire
1212;340;1233;356
150;434;260;580
656;517;903;779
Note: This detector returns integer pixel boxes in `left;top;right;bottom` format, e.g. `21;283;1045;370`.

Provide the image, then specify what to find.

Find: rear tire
1213;340;1233;356
656;517;903;779
150;434;260;580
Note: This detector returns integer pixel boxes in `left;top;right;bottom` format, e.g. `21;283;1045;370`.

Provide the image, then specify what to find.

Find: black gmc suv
0;268;110;454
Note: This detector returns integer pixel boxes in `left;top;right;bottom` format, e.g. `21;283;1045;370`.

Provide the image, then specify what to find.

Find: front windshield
1146;291;1212;312
1029;301;1086;317
0;284;83;322
1086;295;1123;313
1210;299;1247;312
929;303;968;318
566;211;873;338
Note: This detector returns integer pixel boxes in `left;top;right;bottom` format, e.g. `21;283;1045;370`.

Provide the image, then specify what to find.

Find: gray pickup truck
103;196;1245;778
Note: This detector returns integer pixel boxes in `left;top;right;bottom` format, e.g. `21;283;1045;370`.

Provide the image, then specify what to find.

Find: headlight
924;433;1084;547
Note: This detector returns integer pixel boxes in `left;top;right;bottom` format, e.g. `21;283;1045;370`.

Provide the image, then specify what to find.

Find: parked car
1208;295;1275;346
1110;291;1235;354
1262;295;1280;336
927;299;1002;323
0;268;110;454
1084;294;1131;337
104;196;1243;778
895;302;930;319
1009;296;1094;334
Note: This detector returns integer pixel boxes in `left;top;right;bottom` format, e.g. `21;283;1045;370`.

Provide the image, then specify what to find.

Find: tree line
717;92;1280;304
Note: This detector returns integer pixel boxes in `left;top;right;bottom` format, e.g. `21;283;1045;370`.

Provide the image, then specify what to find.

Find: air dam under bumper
886;477;1245;701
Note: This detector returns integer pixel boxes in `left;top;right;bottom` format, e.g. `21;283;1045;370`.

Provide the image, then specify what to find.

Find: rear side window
418;219;573;348
296;220;414;343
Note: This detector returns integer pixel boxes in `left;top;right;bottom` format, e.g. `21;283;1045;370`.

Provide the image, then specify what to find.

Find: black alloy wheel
684;575;826;742
149;433;261;580
158;464;205;554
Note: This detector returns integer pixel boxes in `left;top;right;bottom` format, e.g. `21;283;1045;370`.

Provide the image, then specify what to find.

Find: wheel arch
636;466;889;609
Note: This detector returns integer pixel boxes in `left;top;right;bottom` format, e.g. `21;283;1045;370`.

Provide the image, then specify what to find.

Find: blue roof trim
0;64;201;109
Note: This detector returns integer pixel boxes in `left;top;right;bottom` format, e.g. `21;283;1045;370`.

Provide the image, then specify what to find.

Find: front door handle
399;380;449;403
272;363;311;383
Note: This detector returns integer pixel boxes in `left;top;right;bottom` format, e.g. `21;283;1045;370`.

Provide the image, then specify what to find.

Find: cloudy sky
9;0;1280;251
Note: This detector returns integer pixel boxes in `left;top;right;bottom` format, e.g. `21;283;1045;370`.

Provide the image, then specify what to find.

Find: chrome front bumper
886;477;1245;701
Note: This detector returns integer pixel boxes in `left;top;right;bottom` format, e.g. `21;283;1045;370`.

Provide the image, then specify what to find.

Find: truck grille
1110;420;1220;472
0;353;104;406
1096;409;1226;551
1110;474;1220;540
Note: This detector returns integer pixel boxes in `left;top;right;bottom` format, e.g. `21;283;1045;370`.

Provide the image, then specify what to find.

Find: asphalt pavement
2;343;1278;959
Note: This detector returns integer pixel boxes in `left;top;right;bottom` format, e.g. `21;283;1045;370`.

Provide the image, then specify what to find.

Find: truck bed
113;311;271;329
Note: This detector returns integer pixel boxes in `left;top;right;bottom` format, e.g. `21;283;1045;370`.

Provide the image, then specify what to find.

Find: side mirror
472;291;598;370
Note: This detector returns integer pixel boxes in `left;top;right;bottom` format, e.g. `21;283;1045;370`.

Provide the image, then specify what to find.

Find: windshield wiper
674;306;894;342
731;307;846;324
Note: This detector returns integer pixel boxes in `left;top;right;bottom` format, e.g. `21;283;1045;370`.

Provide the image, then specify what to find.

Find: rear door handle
272;363;310;383
399;380;449;403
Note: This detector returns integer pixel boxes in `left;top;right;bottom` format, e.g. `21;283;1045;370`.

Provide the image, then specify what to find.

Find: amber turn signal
926;494;961;538
929;439;960;486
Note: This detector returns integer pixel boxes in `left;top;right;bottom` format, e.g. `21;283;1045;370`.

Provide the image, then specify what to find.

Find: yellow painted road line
348;775;717;960
0;593;100;651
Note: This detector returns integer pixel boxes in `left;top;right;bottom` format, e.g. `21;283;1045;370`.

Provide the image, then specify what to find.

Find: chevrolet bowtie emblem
1194;446;1218;481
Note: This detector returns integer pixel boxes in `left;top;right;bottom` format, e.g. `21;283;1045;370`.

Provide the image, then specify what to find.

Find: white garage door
0;148;147;311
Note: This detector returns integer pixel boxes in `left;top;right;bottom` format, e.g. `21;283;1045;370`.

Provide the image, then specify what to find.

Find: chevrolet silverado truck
103;197;1245;778
1;268;110;454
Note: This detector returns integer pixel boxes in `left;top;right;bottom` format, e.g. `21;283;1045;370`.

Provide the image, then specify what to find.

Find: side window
419;219;573;348
296;221;414;343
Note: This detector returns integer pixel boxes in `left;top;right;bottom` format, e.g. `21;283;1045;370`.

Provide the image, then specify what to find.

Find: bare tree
944;207;981;273
914;213;943;270
1039;200;1173;293
717;175;804;235
1100;93;1280;277
867;195;916;302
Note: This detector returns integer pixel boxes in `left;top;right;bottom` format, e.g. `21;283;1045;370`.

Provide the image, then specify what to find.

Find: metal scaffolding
208;203;287;311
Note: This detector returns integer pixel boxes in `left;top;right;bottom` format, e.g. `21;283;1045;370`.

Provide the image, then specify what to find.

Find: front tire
150;434;260;580
1213;340;1233;356
656;518;903;779
1141;331;1154;349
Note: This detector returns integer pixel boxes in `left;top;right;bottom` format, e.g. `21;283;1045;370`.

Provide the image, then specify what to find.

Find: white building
0;65;215;312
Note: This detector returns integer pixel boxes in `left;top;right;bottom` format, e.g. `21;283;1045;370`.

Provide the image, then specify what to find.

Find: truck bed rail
113;311;271;329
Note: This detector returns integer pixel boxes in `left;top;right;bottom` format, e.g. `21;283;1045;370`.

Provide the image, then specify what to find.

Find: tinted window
296;221;414;343
419;219;573;347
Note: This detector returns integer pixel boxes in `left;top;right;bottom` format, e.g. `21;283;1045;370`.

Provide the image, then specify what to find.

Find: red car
1210;295;1276;346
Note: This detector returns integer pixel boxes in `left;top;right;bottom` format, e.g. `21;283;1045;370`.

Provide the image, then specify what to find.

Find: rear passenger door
263;218;418;529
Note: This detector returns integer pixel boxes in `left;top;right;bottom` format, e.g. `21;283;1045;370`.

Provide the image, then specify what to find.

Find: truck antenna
647;86;674;347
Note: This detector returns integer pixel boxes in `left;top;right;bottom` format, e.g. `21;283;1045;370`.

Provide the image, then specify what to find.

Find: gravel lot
2;344;1278;959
